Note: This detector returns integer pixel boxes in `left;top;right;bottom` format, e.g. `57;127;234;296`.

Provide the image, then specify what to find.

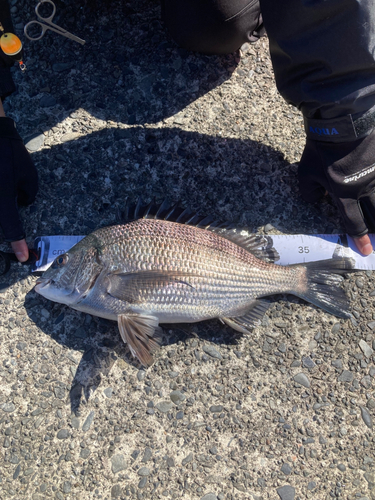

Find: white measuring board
271;234;375;269
32;235;85;272
31;233;375;273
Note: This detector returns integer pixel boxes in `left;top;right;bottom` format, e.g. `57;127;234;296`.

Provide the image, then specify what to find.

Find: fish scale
98;220;299;293
35;215;355;367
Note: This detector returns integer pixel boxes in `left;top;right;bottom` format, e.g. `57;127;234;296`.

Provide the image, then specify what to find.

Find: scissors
24;0;85;45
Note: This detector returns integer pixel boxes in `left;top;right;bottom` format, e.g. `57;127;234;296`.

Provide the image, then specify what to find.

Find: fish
35;200;355;367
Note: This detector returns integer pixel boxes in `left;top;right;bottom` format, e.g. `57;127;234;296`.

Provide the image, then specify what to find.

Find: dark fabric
0;117;38;242
0;0;16;99
298;131;375;237
162;0;265;55
303;105;375;142
259;0;375;121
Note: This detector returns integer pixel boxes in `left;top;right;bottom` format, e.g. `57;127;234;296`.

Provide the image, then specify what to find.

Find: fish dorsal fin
207;228;279;263
118;199;279;263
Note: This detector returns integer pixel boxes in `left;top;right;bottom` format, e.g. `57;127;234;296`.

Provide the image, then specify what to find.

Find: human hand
10;238;29;262
298;131;375;256
0;117;38;262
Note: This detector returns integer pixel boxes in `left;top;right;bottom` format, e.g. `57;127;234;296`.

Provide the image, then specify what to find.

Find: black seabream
35;201;354;367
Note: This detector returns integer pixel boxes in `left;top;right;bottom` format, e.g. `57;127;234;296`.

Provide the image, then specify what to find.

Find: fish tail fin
293;257;355;319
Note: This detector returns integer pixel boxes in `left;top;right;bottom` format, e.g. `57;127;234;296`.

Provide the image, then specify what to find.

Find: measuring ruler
31;233;375;273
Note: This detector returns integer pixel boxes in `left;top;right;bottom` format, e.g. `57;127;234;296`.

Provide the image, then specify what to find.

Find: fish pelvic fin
292;257;355;319
221;299;270;334
118;313;162;367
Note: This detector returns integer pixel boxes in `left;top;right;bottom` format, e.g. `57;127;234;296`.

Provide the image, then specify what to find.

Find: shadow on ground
8;0;239;132
24;286;244;414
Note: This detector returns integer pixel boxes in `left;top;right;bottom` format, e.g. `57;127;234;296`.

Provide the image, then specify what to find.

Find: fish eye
52;253;69;269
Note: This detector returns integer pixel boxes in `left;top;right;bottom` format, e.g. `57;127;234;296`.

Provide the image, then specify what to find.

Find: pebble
71;417;80;430
111;484;122;498
361;375;372;389
25;133;45;152
202;345;222;359
82;411;95;431
60;132;81;143
80;448;91;459
293;373;310;388
62;481;72;494
307;481;316;490
360;406;373;429
54;385;65;400
182;453;193;465
338;370;354;383
56;429;69;440
356;278;364;288
359;339;374;358
142;448;152;463
277;485;295;500
104;387;113;398
281;463;292;475
209;405;223;413
156;401;174;413
308;339;318;350
138;477;147;488
39;94;57;107
1;402;15;413
200;494;217;500
302;356;315;369
364;472;375;484
13;464;21;480
278;343;286;353
331;359;343;369
170;390;186;404
331;323;341;333
138;467;150;476
111;454;127;474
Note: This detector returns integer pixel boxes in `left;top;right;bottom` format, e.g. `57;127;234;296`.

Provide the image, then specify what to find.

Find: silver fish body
35;217;353;366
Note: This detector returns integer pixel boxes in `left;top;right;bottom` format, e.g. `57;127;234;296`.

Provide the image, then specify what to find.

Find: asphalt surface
0;0;374;499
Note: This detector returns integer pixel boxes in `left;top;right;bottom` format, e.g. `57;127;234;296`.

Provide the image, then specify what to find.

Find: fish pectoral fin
107;270;197;303
117;313;162;367
221;299;270;334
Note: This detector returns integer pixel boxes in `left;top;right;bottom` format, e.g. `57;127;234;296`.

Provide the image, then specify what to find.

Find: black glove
298;130;375;237
0;117;38;242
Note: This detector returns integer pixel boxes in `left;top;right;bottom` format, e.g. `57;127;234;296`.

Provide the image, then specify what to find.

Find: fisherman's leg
259;0;375;255
161;0;265;55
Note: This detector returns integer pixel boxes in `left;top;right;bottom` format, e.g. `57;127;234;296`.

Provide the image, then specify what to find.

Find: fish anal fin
222;299;270;334
118;313;161;367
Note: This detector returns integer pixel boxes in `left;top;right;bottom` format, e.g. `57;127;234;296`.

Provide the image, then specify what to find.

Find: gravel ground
1;0;375;499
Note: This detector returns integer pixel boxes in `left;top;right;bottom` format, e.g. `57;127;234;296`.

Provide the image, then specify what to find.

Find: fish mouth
35;278;51;292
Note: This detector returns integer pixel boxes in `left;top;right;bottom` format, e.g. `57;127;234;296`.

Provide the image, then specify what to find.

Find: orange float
0;32;26;70
0;32;22;56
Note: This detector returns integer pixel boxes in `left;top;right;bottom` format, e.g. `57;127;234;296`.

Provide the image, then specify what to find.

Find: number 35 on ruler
298;246;310;254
